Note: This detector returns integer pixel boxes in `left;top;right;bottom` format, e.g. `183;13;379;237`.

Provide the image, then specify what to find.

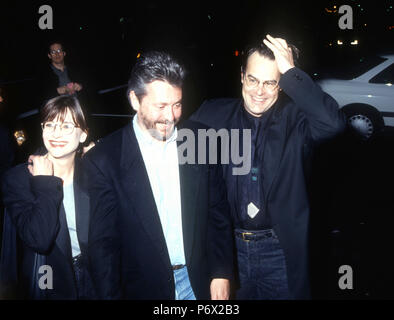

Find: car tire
341;104;384;140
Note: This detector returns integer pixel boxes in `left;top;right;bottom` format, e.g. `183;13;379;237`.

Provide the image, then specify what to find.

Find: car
318;54;394;139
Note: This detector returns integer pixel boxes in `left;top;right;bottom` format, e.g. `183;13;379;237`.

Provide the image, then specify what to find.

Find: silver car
318;54;394;139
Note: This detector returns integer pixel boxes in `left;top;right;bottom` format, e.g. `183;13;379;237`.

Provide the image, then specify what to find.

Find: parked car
318;54;394;139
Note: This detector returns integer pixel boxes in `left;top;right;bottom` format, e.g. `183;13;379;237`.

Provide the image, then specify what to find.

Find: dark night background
1;0;394;300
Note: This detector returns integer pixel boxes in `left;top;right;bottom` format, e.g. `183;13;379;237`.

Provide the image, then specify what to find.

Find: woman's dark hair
241;39;300;74
126;51;186;103
41;95;88;133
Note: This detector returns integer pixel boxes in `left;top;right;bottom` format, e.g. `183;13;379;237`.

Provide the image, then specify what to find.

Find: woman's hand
28;154;54;176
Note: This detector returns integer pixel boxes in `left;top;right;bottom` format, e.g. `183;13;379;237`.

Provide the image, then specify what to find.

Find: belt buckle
242;232;253;242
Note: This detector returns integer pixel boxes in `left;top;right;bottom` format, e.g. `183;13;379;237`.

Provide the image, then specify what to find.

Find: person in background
36;41;84;106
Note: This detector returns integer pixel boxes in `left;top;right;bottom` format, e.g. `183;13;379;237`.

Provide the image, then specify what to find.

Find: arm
83;154;121;299
207;163;234;300
279;67;347;142
1;166;63;254
264;35;347;142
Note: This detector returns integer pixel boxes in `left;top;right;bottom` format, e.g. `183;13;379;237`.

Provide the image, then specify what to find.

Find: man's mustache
156;120;175;125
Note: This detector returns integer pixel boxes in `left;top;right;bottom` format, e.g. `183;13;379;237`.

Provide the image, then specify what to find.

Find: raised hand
28;154;54;176
263;34;295;74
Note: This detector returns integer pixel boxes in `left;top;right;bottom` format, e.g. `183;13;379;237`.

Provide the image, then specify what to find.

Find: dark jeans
235;228;292;300
72;254;97;299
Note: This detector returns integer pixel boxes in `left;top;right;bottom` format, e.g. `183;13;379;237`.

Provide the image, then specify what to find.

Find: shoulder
83;125;126;166
179;119;210;131
199;98;241;112
190;98;242;129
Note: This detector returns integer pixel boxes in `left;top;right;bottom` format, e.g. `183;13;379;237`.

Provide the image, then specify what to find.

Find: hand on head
263;34;295;74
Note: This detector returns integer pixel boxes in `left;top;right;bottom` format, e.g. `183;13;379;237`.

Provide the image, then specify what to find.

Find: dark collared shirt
235;104;274;230
50;64;71;87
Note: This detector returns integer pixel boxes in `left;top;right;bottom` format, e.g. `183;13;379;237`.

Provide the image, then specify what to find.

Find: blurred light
351;40;359;45
386;83;392;86
14;130;26;146
208;15;212;20
333;5;337;9
234;50;239;57
364;24;367;26
367;95;372;98
337;40;343;45
136;53;141;59
329;42;333;46
120;17;124;23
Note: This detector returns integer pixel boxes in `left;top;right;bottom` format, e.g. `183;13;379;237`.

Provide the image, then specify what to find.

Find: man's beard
139;111;176;141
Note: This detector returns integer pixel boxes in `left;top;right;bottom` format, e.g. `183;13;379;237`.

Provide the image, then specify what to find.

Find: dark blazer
1;158;93;299
35;63;84;107
190;67;347;299
83;119;234;300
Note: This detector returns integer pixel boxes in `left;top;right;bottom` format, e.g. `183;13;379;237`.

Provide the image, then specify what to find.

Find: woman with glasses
1;95;96;299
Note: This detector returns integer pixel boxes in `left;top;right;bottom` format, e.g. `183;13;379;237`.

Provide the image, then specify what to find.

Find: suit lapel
74;180;89;250
56;204;73;260
178;156;201;265
120;125;172;268
262;97;288;200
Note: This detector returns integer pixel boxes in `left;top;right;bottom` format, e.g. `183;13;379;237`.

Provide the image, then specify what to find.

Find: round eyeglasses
49;49;64;55
244;75;279;92
41;122;79;135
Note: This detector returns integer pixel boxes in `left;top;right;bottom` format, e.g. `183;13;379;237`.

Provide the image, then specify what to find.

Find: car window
317;56;387;80
369;63;394;84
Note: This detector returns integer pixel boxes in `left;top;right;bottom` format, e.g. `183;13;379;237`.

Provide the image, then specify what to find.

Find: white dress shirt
133;115;186;266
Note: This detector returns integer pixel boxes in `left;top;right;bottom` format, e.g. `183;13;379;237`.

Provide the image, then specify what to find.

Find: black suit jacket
1;158;92;299
190;67;347;299
83;119;234;300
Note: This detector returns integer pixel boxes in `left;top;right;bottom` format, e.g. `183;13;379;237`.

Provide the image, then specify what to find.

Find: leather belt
235;229;275;242
172;264;185;270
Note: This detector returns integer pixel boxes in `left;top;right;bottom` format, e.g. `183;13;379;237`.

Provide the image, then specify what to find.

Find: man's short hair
48;40;65;53
127;51;186;103
241;38;300;74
